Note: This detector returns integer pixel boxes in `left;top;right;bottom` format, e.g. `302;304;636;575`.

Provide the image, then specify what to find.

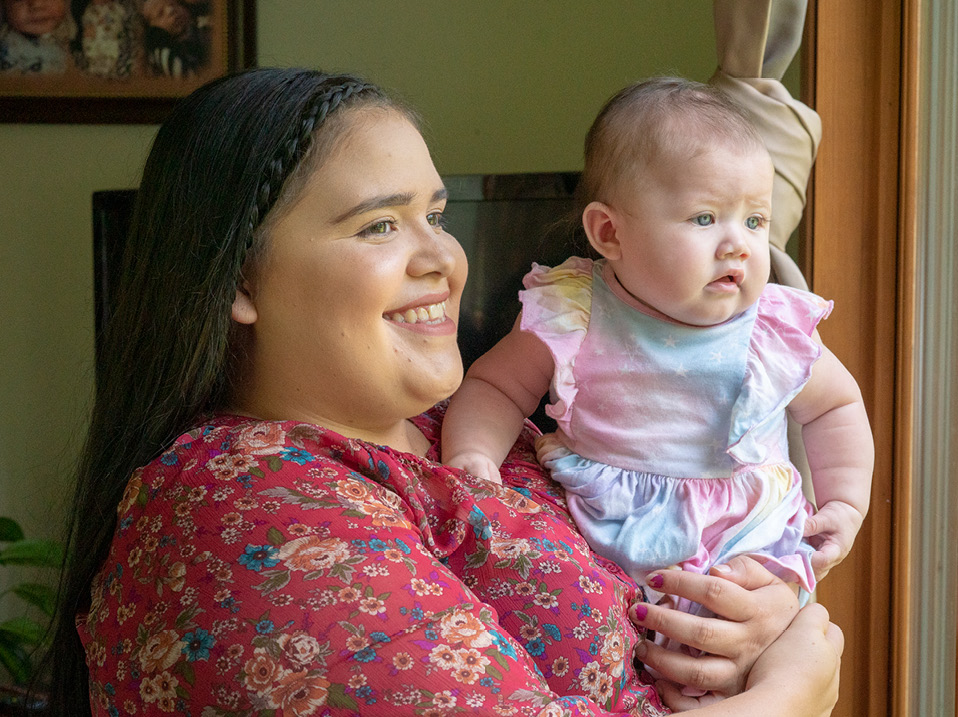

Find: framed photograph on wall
0;0;255;123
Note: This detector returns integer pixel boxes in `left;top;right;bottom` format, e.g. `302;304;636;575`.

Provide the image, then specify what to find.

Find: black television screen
91;188;136;374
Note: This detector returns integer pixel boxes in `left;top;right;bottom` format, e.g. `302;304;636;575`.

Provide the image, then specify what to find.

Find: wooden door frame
801;1;918;714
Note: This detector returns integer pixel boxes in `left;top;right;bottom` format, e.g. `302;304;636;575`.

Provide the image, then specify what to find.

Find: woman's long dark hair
46;67;399;714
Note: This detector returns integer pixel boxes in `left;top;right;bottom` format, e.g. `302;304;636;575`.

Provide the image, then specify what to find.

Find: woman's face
234;109;467;440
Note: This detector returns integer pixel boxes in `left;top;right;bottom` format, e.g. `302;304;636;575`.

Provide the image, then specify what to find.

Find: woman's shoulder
145;413;349;476
119;414;410;523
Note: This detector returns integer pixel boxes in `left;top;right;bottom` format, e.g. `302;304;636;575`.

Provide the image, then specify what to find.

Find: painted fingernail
632;603;648;622
648;573;664;589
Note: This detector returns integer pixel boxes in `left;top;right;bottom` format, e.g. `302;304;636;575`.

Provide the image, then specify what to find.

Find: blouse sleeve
78;415;665;716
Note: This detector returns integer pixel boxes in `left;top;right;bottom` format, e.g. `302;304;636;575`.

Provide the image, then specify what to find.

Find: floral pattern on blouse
78;404;668;716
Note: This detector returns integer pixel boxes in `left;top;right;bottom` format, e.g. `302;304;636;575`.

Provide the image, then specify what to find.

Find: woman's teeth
385;301;447;324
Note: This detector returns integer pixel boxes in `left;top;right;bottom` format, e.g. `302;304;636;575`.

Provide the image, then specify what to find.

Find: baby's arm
788;331;874;579
442;318;555;483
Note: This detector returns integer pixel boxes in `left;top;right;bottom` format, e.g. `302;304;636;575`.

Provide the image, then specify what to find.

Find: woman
48;68;841;715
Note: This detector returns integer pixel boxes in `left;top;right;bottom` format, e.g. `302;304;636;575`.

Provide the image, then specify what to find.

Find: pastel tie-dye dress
521;257;832;613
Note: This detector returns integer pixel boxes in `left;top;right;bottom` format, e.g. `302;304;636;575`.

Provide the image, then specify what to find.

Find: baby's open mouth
712;270;743;286
384;301;448;325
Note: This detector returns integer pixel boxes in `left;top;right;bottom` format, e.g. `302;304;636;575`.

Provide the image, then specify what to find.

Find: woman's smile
383;294;455;334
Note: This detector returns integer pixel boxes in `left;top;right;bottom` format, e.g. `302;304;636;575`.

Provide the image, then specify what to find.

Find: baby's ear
582;201;623;260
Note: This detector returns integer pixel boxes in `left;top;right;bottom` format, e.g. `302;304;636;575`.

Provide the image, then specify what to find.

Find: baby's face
3;0;67;36
142;0;191;37
606;142;773;327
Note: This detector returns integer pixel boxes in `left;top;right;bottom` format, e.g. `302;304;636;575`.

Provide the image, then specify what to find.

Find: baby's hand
534;432;567;465
803;500;865;580
445;452;503;485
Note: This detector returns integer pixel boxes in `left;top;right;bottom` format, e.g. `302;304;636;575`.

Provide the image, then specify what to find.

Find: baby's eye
358;220;396;239
692;214;714;227
427;211;448;230
745;215;767;230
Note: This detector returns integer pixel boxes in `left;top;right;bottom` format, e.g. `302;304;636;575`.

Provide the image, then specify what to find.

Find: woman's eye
745;215;766;230
692;214;714;227
358;220;395;239
427;211;448;230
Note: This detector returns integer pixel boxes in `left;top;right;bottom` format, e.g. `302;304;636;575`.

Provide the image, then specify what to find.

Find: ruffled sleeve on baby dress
727;283;833;466
519;257;594;440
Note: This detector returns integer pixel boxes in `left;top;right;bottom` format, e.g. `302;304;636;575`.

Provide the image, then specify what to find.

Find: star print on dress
520;257;833;613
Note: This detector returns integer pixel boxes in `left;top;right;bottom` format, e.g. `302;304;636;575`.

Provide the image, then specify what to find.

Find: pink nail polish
632;603;648;622
648;574;664;589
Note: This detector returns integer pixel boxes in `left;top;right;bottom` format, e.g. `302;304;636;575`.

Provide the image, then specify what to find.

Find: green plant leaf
0;539;63;568
10;583;57;617
0;617;45;645
0;518;25;543
0;638;31;685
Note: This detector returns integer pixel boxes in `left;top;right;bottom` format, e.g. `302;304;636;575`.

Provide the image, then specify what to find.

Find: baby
141;0;209;78
442;77;873;617
0;0;71;73
80;0;139;79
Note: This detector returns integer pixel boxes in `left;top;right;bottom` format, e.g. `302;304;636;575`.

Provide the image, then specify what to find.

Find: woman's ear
582;201;623;260
231;279;258;325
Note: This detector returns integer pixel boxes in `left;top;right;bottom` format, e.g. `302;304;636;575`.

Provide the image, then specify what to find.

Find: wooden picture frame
0;0;255;123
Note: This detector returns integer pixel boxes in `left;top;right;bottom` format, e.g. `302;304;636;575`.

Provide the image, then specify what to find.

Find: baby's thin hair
580;76;766;207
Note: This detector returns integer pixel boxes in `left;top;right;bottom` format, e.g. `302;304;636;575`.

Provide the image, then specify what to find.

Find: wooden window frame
802;1;921;714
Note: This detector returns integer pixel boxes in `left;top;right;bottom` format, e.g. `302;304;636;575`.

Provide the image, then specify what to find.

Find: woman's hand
657;603;843;715
744;603;843;713
630;556;799;699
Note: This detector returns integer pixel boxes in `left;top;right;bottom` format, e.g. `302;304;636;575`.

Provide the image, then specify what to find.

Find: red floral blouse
78;404;669;716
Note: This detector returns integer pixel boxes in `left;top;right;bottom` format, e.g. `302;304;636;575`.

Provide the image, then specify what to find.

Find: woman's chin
410;364;464;414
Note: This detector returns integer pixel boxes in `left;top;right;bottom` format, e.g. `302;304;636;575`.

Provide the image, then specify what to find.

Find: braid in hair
246;79;381;239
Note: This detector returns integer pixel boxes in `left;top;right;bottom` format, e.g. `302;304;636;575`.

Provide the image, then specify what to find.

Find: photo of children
1;0;223;83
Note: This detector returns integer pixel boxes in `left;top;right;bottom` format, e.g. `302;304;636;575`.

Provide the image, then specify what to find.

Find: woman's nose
408;223;460;278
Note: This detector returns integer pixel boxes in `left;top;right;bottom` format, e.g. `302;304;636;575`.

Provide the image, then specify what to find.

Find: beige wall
0;2;728;551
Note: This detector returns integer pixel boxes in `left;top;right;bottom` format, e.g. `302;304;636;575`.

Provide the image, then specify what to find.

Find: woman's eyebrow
333;188;449;224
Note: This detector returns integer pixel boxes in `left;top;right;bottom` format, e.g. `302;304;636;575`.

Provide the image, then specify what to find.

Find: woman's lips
384;300;448;325
383;299;456;335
